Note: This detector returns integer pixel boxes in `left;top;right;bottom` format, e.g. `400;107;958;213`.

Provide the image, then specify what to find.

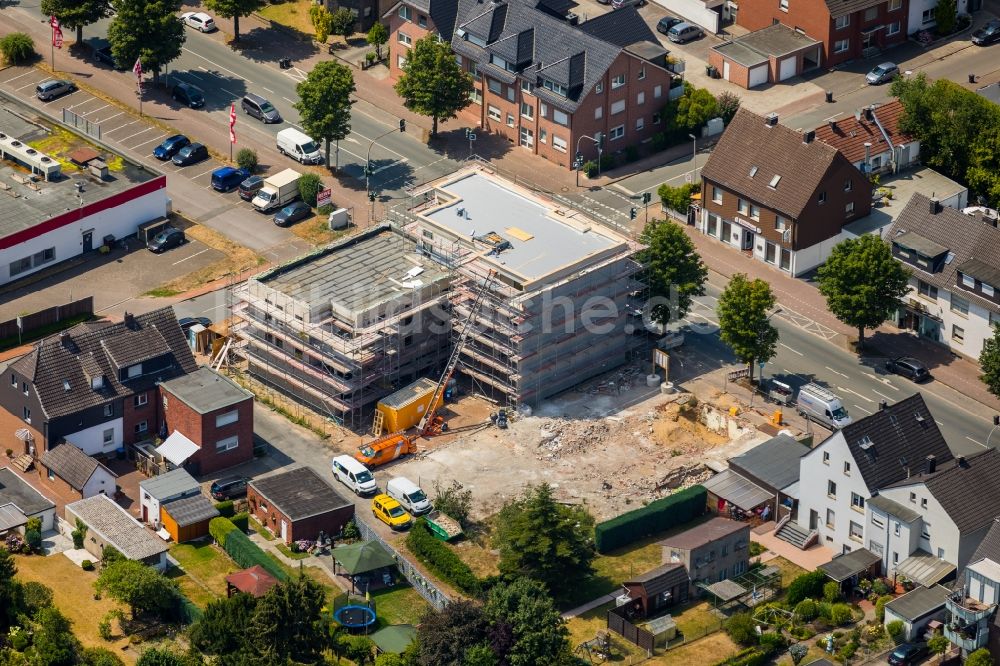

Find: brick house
813;100;920;175
385;0;683;168
657;517;751;596
736;0;909;67
698;108;872;276
38;443;118;501
248;467;355;544
159;367;255;477
0;308;196;458
709;23;822;89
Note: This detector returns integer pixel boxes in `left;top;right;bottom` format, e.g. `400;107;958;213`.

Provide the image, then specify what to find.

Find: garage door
748;65;768;88
779;56;797;81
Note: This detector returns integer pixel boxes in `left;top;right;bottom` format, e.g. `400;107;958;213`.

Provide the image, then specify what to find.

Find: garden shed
331;540;397;593
620;563;690;618
818;548;881;592
0;467;56;534
370;625;417;655
884;584;950;641
139;467;200;528
226;565;279;598
160;494;218;542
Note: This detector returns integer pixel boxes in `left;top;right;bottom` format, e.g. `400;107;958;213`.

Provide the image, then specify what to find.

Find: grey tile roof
14;307;196;420
712;24;821;66
0;467;55;515
825;0;885;18
40;444;116;491
969;518;1000;570
0;504;28;531
624;562;690;597
576;7;660;48
867;494;922;523
249;467;352;522
885;449;1000;534
701;469;772;511
728;433;809;491
160;367;252;415
835;393;953;493
884;584;951;621
162;494;218;527
658;516;748;551
66;494;168;561
819;547;881;582
888;193;1000;317
701;108;844;220
138;468;199;501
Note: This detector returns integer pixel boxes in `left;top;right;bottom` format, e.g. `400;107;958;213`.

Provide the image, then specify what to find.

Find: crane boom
418;270;498;434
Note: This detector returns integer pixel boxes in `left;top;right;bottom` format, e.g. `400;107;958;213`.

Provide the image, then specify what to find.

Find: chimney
864;142;871;168
878;399;887;411
929;197;942;214
803;130;815;144
60;331;71;348
765;113;778;127
124;312;136;329
958;455;967;468
926;454;936;474
864;107;874;122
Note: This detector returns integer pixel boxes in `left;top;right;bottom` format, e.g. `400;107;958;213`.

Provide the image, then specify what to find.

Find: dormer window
490;54;515;72
127;364;142;379
467;32;486;47
91;375;104;390
542;79;568;97
961;273;975;288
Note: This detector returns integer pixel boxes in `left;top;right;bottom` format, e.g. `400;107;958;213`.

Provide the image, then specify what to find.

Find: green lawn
169;541;240;600
258;0;315;36
369;584;431;627
769;556;809;589
276;543;311;560
664;601;723;640
250;517;277;541
165;566;216;609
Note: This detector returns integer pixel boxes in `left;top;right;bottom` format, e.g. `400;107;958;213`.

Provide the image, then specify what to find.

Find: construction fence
0;297;93;342
354;517;450;611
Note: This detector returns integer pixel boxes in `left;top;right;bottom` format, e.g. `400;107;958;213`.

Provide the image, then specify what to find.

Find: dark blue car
211;166;250;192
153;135;190;160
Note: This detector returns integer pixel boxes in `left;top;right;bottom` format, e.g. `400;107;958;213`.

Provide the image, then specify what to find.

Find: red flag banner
52;27;63;48
229;104;236;144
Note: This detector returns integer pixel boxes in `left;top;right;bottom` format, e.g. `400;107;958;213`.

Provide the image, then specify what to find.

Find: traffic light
596;133;604;150
399;119;406;132
642;192;652;205
629;207;637;220
369;191;377;201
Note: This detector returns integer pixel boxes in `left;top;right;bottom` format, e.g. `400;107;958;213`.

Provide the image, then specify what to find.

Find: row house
386;0;682;168
813;100;920;175
737;0;909;66
698;108;871;276
945;518;1000;657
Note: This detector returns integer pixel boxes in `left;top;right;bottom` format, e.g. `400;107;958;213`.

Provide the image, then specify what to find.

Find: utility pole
574;132;604;187
365;119;406;220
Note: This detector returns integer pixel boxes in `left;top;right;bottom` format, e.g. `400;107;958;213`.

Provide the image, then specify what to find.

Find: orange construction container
376;377;442;433
354;431;416;467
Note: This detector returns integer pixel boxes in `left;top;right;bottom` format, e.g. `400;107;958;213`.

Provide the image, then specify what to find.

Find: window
921;498;928;509
9;374;14;387
135;421;147;434
849;521;863;542
470;88;482;104
520;102;533;119
9;257;32;277
864;6;878;20
887;20;900;34
521;79;533;93
487;78;501;94
490;54;511;71
922;8;933;23
470;63;480;80
953;324;965;342
851;492;865;511
637;91;645;105
33;248;55;266
611;74;626;89
749;204;760;221
893;551;899;564
552;135;567;152
834;38;850;52
823;451;830;464
418;14;427;27
552;109;569;126
738;198;748;215
506;86;515;102
766;241;777;264
609;125;625;141
636;117;644;131
983;283;995;297
951;294;970;316
216;436;239;453
638;67;646;80
23;406;30;423
780;248;791;271
127;364;142;379
779;0;789;8
654;84;662;98
871;513;884;528
488;105;501;122
910;492;917;503
712;186;722;204
133;393;147;407
540;102;547;118
539;128;547;143
103;404;113;417
828;480;837;498
845;202;855;217
542;79;568;97
826;509;835;528
103;429;114;445
594;106;603;120
844;179;853;192
922;523;931;540
818;191;827;204
506;113;514;127
216;410;239;427
397;54;407;69
519;126;533;147
398;5;411;20
397;31;412;46
962;273;976;288
889;0;901;9
611;99;626;115
894;522;900;536
917;280;938;300
843;461;851;475
22;382;27;396
653;112;661;124
835;15;850;29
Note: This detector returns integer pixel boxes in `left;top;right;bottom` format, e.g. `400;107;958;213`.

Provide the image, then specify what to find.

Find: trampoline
334;604;376;630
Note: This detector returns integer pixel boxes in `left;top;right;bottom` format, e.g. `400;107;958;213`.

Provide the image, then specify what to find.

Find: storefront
703;211;792;273
896;301;942;342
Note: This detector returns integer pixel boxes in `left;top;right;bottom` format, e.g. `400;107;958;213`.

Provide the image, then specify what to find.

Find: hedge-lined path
247;531;351;593
562;593;619;619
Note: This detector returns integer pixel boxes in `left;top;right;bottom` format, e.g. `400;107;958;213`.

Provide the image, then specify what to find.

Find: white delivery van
276;127;323;165
251;168;301;213
386;477;432;515
796;383;852;429
331;455;378;496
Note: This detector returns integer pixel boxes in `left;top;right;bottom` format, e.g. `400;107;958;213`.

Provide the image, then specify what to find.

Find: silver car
866;62;899;85
36;79;76;101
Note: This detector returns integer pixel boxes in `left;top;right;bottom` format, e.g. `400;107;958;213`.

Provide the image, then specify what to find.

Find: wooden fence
0;297;93;341
607;605;655;654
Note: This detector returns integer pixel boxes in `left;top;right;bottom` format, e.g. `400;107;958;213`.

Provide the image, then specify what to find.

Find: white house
888;194;1000;361
39;444;118;501
138;468;200;529
64;494;168;570
944;518;1000;655
792;394;953;556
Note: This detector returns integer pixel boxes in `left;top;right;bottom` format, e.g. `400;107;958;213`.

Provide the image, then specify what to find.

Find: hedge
231;512;249;533
210;517;286;581
714;647;769;666
594;485;707;553
209;516;239;547
406;519;480;595
215;500;235;518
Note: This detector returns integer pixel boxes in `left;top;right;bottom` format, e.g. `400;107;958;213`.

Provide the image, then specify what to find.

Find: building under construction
232;226;452;427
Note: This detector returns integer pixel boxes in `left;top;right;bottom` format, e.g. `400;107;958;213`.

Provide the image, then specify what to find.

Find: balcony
944;594;993;652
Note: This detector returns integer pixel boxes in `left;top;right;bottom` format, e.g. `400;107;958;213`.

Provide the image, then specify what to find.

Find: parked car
241;93;282;123
93;45;126;70
888;643;928;666
866;62;899;85
608;0;647;7
211;166;250;192
667;22;704;43
238;175;264;201
331;455;378;496
273;200;312;227
178;316;211;331
372;494;412;530
147;226;186;253
153;134;190;160
210;476;249;500
172;82;205;108
972;19;1000;45
181;11;216;32
885;356;931;382
656;16;684;34
172;143;209;166
35;79;76;101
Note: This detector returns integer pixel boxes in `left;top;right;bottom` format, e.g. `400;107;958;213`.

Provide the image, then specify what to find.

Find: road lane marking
172;248;210;265
193;167;217;179
119;127;156;142
282;96;295;104
182;46;242;78
854;404;872;414
967;436;987;448
779;342;803;356
872;389;894;402
81;104;111;116
68;98;100;111
132;135;168;149
825;366;849;378
4;71;36;83
187;71;207;81
936;420;943;426
837;386;874;403
220;87;240;98
99;112;125;124
15;80;43;92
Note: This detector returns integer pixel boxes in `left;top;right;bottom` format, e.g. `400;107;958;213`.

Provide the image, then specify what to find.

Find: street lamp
988;415;1000;448
364;119;405;221
575;132;604;187
689;133;698;177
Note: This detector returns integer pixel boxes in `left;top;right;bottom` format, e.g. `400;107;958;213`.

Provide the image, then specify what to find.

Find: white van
796;383;852;429
331;455;378;496
276;127;323;165
386;477;432;515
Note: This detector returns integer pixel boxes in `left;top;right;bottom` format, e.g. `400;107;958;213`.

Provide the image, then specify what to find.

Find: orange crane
418;270;499;436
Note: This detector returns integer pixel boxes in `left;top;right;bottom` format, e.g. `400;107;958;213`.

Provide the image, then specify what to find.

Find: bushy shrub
342;520;360;541
82;559;94;571
714;647;768;666
98;615;113;640
863;623;884;642
928;635;950;655
724;612;757;646
298;173;322;207
231;512;249;533
871;578;891;596
405;518;480;595
209;516;239;546
215;500;235;517
824;581;841;603
21;581;53;614
966;648;993;666
0;33;35;65
789;625;816;640
875;595;894;623
830;603;854;626
836;641;858;663
786;570;828;605
886;620;905;643
758;632;787;655
594;485;706;553
236;148;258;173
789;643;809;665
794;598;818;621
582;160;598;178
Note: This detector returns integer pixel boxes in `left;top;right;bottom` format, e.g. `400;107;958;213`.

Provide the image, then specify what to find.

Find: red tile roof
226;566;279;598
813;100;915;165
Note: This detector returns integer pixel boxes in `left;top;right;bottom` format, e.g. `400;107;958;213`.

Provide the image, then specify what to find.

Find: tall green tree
934;0;957;34
966;649;994;666
32;607;80;666
416;600;489;666
95;560;179;620
675;86;718;131
0;546;23;633
309;5;334;43
394;35;474;136
816;234;910;350
107;0;185;85
294;61;355;169
41;0;109;43
980;325;1000;400
329;7;356;39
203;0;265;42
248;575;327;666
366;22;388;59
492;484;594;597
716;273;779;382
189;593;258;655
967;126;1000;208
638;219;707;325
484;579;572;666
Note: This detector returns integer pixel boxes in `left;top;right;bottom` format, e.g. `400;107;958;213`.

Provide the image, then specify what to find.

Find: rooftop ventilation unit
0;132;61;181
859;435;874;450
764;113;778;127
